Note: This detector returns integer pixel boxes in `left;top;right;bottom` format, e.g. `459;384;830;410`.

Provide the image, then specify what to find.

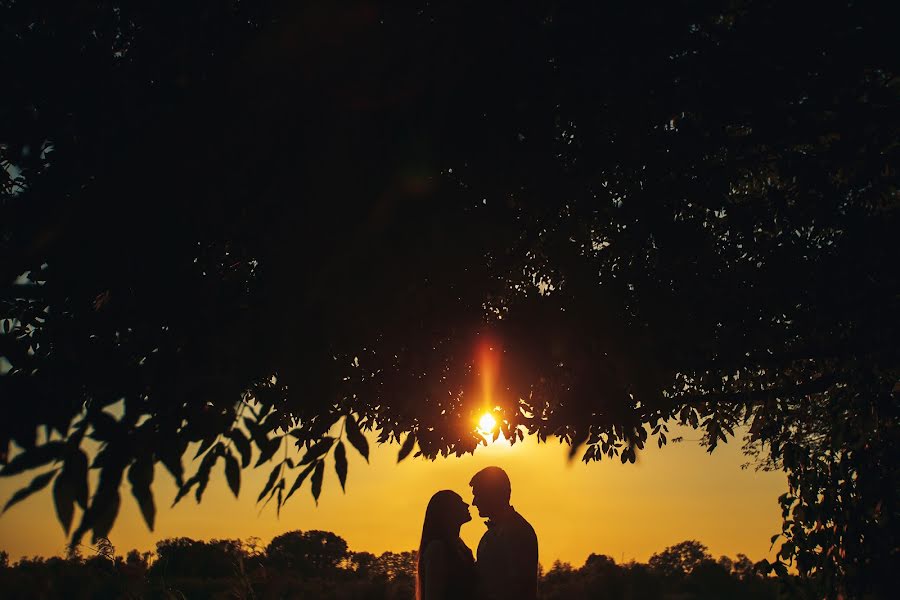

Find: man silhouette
470;466;538;600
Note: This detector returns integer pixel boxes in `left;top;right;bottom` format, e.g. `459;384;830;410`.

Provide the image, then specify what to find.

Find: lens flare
478;412;497;434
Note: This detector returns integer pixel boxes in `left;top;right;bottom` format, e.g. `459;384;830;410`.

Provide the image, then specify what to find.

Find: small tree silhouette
264;530;349;576
648;540;711;578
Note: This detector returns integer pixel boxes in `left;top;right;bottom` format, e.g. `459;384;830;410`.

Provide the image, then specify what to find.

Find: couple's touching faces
441;473;503;528
417;466;539;600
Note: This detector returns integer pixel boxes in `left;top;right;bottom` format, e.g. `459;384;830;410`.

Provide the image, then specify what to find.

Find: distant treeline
0;532;788;599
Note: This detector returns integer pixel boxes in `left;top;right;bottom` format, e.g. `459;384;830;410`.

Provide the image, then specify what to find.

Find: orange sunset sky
0;424;786;569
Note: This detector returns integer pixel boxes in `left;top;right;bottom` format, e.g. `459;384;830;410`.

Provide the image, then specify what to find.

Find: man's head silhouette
469;466;512;519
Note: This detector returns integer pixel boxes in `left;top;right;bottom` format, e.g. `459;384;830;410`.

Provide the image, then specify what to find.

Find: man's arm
506;527;538;600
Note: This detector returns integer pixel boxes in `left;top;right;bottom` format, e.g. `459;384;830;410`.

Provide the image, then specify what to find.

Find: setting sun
478;412;497;434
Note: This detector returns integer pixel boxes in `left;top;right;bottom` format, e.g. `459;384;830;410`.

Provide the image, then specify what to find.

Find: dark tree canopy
1;2;897;597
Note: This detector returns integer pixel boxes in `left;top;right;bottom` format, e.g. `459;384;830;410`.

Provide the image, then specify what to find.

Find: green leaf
128;458;155;530
311;460;325;504
344;415;369;462
284;462;316;503
299;437;334;465
334;441;347;492
53;470;75;534
0;442;65;477
227;429;252;468
257;463;281;503
224;450;241;498
397;433;416;463
4;469;57;513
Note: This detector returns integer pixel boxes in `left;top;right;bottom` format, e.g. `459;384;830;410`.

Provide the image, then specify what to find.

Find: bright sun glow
478;412;497;434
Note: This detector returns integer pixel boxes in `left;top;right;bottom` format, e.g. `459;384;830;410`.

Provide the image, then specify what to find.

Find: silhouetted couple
416;466;538;600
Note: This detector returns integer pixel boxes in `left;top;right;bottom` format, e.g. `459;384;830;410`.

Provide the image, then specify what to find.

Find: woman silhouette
416;490;476;600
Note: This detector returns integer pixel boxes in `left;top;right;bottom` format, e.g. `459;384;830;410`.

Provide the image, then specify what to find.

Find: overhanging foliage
1;2;896;597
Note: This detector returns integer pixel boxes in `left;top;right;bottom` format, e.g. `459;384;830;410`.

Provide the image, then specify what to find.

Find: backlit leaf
257;463;281;503
334;440;347;491
344;415;369;462
284;462;316;503
227;429;252;468
91;485;121;541
193;436;217;460
4;469;57;513
53;470;75;533
397;433;416;463
224;450;240;497
128;458;155;530
568;430;589;462
276;483;284;517
172;477;198;507
88;411;120;442
194;445;220;503
254;436;281;467
158;442;185;488
66;450;89;509
299;437;334;465
311;460;325;504
0;442;65;478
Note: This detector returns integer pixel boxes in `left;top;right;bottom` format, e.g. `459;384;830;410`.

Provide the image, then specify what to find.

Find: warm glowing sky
0;423;786;568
